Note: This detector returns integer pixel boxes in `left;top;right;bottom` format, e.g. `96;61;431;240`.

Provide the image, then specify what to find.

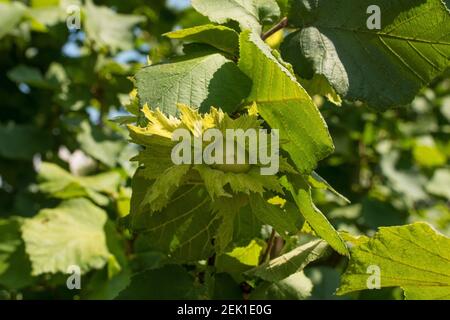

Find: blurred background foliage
0;0;448;300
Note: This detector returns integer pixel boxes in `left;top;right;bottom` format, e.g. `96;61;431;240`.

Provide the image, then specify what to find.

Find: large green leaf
282;0;450;109
238;30;334;174
164;24;240;55
84;0;144;52
191;0;280;33
337;222;450;299
281;175;349;256
21;198;111;275
129;171;219;262
135;53;251;116
247;239;328;282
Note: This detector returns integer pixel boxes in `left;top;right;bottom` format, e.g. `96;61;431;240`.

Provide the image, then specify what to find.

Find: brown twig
260;229;276;264
261;17;288;41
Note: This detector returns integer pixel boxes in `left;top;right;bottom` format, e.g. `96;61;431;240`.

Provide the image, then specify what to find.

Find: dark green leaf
283;0;450;109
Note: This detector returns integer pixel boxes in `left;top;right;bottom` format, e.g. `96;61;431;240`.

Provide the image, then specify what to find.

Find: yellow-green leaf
164;24;239;55
337;222;450;299
238;30;334;174
22;198;111;275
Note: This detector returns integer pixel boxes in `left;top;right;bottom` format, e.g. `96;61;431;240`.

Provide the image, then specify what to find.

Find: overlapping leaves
18;0;444;301
127;104;301;260
238;30;335;174
135;53;251;116
191;0;280;33
128;104;286;212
